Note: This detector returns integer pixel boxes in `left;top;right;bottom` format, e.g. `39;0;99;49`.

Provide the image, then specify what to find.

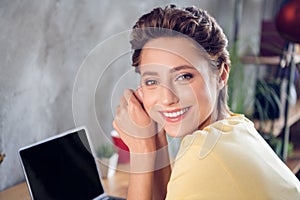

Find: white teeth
162;107;189;118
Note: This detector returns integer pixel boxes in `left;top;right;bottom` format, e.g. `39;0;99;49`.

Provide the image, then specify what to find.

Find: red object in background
276;0;300;43
111;130;130;163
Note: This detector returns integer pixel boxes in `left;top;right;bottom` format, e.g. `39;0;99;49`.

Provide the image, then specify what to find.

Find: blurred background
0;0;287;191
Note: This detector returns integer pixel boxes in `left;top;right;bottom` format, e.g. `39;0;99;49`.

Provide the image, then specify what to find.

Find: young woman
113;5;300;200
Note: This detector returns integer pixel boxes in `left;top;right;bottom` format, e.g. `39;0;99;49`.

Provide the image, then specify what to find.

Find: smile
160;107;190;122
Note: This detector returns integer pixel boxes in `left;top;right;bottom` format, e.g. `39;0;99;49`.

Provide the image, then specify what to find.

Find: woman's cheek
143;92;165;124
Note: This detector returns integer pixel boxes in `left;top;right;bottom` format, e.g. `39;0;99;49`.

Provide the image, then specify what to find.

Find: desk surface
0;164;129;200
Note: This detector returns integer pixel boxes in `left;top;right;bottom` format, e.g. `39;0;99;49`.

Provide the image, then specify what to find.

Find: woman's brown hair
130;4;231;114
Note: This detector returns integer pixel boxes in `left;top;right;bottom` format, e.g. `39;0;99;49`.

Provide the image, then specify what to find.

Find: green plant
227;42;282;120
262;133;282;155
227;42;247;113
262;133;294;158
253;79;281;121
227;42;286;158
96;144;116;159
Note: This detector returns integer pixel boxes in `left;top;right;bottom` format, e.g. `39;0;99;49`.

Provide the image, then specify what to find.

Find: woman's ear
218;63;230;88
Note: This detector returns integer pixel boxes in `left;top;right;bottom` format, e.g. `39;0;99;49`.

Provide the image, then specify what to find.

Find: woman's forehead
139;37;210;71
139;38;208;71
142;37;207;56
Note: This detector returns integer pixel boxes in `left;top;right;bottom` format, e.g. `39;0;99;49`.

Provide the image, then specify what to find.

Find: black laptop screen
19;129;104;200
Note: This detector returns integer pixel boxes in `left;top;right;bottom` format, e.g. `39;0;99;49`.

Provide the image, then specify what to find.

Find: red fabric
112;136;130;163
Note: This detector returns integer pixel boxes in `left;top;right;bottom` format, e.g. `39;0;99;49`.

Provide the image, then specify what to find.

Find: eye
176;73;193;81
145;79;159;86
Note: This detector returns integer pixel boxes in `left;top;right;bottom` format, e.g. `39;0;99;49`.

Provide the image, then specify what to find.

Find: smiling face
139;37;220;137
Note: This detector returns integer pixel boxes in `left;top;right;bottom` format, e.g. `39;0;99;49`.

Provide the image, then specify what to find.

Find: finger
124;89;144;108
124;89;145;113
115;105;121;115
119;95;127;109
134;87;143;103
125;89;144;109
113;119;127;135
123;89;135;104
112;120;118;131
112;120;125;137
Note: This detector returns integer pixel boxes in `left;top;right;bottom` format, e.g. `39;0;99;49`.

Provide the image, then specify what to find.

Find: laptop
18;127;125;200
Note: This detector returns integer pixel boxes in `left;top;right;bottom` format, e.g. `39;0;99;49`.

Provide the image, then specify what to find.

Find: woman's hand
113;89;171;200
113;89;159;153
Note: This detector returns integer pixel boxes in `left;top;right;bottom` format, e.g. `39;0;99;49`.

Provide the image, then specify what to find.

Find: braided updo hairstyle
130;5;231;115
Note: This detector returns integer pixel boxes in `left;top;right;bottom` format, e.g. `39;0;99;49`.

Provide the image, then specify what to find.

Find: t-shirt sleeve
166;142;244;200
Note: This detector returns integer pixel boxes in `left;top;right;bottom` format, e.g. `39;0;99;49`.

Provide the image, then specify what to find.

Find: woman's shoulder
169;114;300;199
178;114;256;156
189;113;254;138
203;113;254;134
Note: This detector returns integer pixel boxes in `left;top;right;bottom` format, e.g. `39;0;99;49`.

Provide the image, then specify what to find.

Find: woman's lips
159;107;190;123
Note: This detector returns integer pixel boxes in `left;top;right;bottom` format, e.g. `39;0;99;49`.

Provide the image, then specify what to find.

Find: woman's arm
153;131;171;200
126;142;157;200
113;128;171;200
153;165;171;200
113;89;160;200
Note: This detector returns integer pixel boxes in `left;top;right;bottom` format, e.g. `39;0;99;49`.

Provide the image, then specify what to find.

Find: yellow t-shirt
166;114;300;200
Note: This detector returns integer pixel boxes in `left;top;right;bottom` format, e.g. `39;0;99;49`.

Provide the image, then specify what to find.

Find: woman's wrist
128;138;156;153
130;151;156;173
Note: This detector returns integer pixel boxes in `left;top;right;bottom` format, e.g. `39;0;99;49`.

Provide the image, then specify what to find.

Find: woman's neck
197;110;230;131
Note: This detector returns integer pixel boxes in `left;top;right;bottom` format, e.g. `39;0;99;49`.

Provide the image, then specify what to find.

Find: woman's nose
159;85;179;106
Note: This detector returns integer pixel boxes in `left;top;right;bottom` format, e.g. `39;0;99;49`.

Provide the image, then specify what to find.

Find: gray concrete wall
0;0;265;190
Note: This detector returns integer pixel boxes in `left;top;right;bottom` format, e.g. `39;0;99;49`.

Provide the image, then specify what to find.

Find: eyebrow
170;65;196;73
141;65;196;77
141;71;159;77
